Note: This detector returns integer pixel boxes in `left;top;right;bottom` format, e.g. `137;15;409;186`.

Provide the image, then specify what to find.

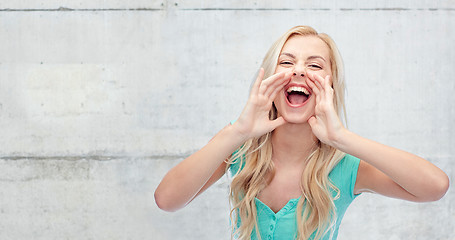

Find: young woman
154;26;449;240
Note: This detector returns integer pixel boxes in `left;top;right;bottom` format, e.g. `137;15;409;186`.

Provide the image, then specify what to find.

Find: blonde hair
227;26;347;240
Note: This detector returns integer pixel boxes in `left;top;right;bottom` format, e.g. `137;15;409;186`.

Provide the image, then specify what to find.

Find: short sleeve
228;150;245;177
229;157;240;177
329;154;361;200
345;154;361;199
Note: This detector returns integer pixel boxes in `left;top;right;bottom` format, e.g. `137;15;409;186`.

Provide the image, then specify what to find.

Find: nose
292;67;306;78
293;72;305;77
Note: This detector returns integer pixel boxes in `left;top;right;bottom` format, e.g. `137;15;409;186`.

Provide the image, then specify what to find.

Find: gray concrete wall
0;1;453;239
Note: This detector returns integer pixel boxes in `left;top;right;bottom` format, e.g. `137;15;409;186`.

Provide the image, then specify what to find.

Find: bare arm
306;73;449;202
339;131;449;202
154;69;292;212
154;125;245;212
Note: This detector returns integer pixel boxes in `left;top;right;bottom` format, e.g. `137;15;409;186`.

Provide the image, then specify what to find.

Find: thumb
308;116;317;128
270;116;287;130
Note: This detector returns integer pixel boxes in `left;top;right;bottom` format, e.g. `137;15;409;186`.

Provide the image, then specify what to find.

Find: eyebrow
280;52;296;58
279;52;326;62
307;55;326;62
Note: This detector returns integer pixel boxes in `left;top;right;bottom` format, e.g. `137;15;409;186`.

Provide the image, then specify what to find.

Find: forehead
280;35;330;60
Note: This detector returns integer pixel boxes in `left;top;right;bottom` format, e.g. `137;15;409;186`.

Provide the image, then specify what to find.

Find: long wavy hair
227;26;347;240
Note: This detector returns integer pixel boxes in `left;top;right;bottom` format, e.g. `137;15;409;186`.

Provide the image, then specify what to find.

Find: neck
271;122;319;166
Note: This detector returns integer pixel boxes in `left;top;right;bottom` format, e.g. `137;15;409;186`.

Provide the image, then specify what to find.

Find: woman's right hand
155;68;291;212
232;68;292;140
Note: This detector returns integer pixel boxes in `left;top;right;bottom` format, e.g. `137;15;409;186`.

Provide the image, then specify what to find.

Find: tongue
288;93;308;105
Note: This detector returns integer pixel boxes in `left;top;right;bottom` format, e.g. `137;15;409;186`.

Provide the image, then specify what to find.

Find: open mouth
285;85;311;107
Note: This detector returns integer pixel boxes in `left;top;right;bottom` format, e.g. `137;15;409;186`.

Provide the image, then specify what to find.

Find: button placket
268;213;276;240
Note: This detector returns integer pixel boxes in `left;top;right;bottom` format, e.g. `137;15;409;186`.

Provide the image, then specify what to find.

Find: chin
281;113;312;125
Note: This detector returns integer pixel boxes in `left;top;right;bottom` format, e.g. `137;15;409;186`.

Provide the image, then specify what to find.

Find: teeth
287;86;309;95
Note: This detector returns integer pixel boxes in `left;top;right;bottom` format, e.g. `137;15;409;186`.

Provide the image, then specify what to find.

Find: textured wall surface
0;1;454;239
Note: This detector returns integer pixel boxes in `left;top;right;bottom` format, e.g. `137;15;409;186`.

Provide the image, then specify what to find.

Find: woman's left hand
305;73;346;147
306;74;449;203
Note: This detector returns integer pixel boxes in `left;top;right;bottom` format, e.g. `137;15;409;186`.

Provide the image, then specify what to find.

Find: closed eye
280;61;293;65
308;64;322;69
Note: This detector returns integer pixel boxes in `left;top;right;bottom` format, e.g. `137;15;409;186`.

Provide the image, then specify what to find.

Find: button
270;225;274;231
290;202;295;207
268;235;272;240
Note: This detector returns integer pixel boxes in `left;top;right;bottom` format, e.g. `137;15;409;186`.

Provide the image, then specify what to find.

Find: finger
251;68;265;96
265;72;292;98
307;116;317;129
260;71;286;96
307;77;325;104
270;116;287;130
263;71;287;97
309;73;328;103
306;77;320;96
269;74;291;101
308;73;326;89
309;72;324;90
323;75;334;100
324;75;331;89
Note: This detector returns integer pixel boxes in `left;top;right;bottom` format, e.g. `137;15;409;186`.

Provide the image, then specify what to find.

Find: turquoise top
229;154;361;240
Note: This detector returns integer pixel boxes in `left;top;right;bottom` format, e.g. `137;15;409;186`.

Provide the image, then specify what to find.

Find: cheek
306;69;326;76
274;66;293;74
